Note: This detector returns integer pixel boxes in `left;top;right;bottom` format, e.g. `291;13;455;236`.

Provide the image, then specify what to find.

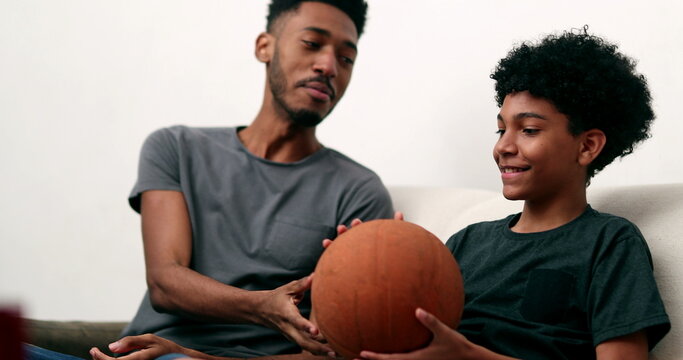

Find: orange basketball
311;219;464;359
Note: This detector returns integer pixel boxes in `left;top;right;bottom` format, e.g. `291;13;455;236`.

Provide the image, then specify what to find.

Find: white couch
28;183;682;359
390;183;682;360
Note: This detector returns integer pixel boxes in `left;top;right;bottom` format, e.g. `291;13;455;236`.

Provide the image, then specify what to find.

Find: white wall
1;0;681;321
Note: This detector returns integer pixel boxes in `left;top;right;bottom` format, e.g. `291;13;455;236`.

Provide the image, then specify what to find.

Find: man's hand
89;334;187;360
322;212;404;249
256;275;334;356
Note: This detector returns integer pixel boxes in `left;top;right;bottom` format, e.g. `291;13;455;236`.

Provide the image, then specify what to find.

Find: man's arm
141;190;256;322
138;190;331;354
89;334;327;360
595;331;648;360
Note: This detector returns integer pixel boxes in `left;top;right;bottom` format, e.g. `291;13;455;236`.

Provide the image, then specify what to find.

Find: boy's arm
137;190;331;355
595;331;648;360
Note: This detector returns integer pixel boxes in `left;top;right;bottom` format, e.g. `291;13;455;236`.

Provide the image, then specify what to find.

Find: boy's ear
255;32;274;63
578;129;606;166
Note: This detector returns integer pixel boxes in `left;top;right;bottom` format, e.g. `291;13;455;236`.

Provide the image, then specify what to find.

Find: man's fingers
286;308;319;337
281;275;312;298
90;347;115;360
323;224;351;249
287;328;335;356
350;218;362;227
109;334;154;353
279;315;333;356
287;275;313;295
335;224;349;238
394;211;404;221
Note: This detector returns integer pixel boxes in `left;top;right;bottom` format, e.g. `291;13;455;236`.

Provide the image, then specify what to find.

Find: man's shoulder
142;125;237;151
150;125;233;140
321;148;382;180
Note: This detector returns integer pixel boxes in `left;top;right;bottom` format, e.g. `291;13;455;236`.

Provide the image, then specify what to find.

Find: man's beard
269;49;332;128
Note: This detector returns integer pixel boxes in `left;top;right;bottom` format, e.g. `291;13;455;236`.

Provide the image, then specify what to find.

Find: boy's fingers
415;308;446;335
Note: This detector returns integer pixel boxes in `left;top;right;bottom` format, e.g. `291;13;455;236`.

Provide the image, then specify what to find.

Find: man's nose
313;49;338;78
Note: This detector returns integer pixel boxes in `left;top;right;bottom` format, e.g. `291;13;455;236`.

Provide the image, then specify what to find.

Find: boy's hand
354;308;468;360
322;212;404;249
356;308;517;360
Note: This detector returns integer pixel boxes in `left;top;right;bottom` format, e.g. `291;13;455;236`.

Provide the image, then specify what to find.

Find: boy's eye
495;129;505;136
522;128;540;135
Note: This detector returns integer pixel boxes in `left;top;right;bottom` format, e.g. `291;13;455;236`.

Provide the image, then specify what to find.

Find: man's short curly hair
266;0;368;38
490;27;654;180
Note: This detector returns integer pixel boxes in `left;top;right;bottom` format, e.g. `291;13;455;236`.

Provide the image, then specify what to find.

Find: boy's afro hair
491;26;654;179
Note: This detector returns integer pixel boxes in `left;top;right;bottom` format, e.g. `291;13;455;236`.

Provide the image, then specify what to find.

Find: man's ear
255;32;274;63
578;129;606;166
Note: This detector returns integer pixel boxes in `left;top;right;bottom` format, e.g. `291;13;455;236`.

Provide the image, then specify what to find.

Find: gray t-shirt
123;125;394;357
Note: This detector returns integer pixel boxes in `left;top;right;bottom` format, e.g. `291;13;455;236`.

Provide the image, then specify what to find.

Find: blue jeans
23;345;187;360
155;355;189;360
23;344;84;360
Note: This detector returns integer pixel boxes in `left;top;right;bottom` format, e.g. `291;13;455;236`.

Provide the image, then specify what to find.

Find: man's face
493;91;587;203
267;2;358;127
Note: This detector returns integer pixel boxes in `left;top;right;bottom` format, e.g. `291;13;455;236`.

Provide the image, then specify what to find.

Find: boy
360;28;670;360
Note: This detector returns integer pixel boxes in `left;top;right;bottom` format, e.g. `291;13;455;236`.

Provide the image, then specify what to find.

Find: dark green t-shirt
123;126;394;357
446;206;670;360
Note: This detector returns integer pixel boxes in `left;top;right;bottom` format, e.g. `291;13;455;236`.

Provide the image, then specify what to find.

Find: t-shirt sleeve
445;228;466;254
128;127;182;213
589;225;670;349
337;175;394;226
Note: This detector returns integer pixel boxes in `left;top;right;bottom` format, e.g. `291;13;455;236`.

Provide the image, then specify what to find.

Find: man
87;0;392;359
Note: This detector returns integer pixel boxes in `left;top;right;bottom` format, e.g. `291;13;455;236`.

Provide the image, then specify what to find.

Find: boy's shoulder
577;206;643;235
446;206;645;250
445;214;516;249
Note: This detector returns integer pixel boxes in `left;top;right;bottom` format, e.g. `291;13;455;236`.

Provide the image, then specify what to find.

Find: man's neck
239;111;322;163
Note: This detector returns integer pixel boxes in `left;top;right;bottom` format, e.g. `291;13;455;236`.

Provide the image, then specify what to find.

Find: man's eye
522;128;540;135
495;129;505;136
341;56;354;65
303;40;320;48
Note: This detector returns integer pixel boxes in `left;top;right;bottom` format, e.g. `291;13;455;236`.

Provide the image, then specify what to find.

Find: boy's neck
512;186;588;233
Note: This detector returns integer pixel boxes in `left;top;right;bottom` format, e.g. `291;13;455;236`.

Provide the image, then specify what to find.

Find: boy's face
494;91;587;202
266;2;358;127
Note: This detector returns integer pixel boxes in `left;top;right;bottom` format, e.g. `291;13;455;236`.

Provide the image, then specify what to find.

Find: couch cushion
25;319;127;359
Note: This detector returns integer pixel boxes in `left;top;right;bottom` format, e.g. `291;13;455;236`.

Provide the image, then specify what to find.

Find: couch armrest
25;319;127;359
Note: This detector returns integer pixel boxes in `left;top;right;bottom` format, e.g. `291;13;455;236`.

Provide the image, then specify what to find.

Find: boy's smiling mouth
499;166;530;173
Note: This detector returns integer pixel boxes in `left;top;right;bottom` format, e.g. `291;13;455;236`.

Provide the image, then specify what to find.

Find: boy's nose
494;133;517;156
